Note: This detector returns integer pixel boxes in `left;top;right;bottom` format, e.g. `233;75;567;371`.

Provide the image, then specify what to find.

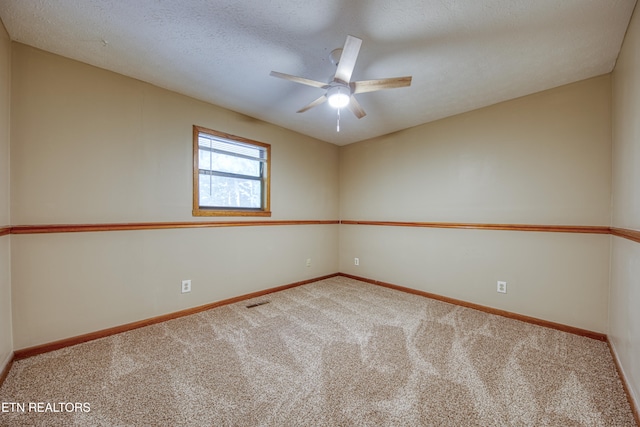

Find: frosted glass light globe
327;86;350;108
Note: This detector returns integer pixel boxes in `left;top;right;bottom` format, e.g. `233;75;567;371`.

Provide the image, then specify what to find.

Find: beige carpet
0;276;636;426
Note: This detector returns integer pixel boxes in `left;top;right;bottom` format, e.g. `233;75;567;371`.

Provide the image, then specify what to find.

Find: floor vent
246;301;270;309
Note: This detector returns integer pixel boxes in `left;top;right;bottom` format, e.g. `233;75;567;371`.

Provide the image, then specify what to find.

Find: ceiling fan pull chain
337;108;341;132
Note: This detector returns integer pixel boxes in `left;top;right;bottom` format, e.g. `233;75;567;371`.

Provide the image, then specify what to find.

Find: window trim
192;125;271;217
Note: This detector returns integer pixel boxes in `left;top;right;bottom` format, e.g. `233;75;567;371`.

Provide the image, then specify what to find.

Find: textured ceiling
0;0;636;145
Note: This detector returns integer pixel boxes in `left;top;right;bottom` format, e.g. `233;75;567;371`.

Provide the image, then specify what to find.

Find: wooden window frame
193;125;271;217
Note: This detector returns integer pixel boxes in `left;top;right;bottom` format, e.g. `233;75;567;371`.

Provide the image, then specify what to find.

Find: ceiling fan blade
352;76;412;94
270;71;328;89
334;35;362;84
297;95;328;113
348;96;366;119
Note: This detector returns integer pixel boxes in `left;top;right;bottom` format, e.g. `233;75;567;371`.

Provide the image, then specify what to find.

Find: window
193;126;271;216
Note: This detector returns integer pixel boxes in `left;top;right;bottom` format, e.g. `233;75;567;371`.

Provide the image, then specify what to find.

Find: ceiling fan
270;35;412;121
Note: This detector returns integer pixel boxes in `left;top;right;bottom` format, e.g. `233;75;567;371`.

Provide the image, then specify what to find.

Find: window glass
193;126;270;216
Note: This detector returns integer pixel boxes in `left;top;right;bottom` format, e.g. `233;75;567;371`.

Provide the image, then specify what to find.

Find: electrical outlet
354;257;359;266
181;280;191;294
306;258;311;267
497;281;507;294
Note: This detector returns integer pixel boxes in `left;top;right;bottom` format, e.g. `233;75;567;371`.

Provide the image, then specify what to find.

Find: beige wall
340;76;612;333
3;30;629;379
611;2;640;410
9;43;615;346
0;20;11;370
340;76;611;225
10;45;338;224
10;44;339;349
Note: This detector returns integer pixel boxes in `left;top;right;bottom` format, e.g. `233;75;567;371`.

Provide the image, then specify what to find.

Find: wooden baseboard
607;339;640;426
14;271;607;360
0;352;14;388
14;273;340;360
338;273;607;341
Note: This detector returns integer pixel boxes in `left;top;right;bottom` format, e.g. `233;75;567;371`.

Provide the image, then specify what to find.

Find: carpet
0;276;636;426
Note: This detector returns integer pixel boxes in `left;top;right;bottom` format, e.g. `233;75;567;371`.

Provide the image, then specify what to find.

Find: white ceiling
0;0;636;145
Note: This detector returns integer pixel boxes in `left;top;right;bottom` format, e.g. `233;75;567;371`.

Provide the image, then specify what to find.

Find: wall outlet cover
181;279;191;293
497;281;507;294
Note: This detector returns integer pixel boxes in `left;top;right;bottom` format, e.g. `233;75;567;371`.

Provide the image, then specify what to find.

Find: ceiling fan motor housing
329;48;343;66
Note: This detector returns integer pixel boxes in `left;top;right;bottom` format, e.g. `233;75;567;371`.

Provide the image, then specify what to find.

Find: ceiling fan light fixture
327;85;350;109
270;35;411;120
